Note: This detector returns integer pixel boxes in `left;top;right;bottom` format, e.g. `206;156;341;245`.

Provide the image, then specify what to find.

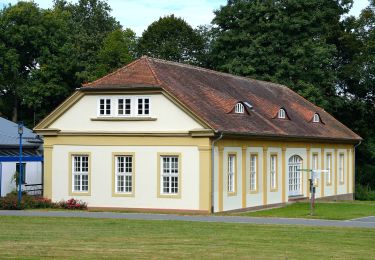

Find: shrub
58;198;87;210
355;184;375;201
0;193;87;210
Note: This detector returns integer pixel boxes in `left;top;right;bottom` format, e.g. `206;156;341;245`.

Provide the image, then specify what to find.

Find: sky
0;0;371;36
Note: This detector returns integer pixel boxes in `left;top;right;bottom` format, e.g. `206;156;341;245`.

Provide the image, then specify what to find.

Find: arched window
235;103;244;114
313;113;320;123
288;155;303;196
278;108;286;119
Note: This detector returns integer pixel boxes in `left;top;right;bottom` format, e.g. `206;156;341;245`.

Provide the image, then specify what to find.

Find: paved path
0;210;374;228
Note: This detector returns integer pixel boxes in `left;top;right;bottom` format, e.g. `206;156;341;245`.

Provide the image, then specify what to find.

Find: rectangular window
15;163;26;184
137;98;150;115
249;154;257;192
115;155;133;193
228;154;236;193
99;98;111;116
118;98;131;116
339;154;345;184
72;155;89;192
161;156;179;194
270;155;277;190
326;153;332;185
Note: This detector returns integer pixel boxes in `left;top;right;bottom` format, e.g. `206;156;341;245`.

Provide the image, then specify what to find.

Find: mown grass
0;216;374;259
237;201;375;220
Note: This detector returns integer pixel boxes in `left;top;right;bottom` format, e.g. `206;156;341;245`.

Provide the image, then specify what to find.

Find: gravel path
0;210;374;228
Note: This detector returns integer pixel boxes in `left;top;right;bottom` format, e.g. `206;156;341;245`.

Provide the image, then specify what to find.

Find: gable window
235;103;244;114
326;153;332;185
313;113;320;123
115;155;133;193
278;108;286;119
137;98;150;115
72;155;89;192
161;156;179;194
339;154;345;184
99;98;111;116
270;154;278;190
15;163;26;184
118;98;131;116
228;154;236;193
249;154;257;192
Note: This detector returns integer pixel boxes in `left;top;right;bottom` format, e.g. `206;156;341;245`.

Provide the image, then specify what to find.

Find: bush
58;198;87;210
355;184;375;201
0;193;87;210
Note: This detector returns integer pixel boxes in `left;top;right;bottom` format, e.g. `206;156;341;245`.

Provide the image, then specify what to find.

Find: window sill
158;193;181;199
91;117;157;121
112;192;135;197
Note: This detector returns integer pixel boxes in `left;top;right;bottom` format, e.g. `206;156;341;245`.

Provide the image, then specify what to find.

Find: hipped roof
82;56;361;142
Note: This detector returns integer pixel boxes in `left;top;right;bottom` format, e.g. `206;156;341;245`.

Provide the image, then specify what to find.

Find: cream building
34;57;361;213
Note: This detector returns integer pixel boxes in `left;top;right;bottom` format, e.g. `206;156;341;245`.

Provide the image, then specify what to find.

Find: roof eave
219;131;362;144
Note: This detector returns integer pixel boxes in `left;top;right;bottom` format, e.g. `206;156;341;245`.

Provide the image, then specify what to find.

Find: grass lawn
237;201;375;220
0;216;374;259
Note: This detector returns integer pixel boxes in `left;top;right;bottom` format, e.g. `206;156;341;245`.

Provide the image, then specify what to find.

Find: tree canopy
137;15;205;65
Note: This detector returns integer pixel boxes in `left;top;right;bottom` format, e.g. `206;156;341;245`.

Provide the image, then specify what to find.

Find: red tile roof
82;56;361;142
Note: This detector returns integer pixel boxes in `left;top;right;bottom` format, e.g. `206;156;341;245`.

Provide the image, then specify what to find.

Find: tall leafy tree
334;1;375;188
0;1;73;123
92;28;137;80
137;15;205;65
211;0;352;108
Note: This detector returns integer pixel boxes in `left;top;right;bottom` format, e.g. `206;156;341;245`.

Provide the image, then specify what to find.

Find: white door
288;155;303;196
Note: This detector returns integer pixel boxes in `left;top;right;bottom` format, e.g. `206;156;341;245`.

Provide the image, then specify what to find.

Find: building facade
35;57;361;213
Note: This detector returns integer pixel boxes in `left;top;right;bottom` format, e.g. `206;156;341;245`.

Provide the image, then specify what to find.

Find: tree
211;0;353;108
0;1;72;123
137;15;205;65
333;1;375;188
92;28;137;80
53;0;121;83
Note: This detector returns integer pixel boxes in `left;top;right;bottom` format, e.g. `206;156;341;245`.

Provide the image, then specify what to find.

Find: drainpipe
211;132;223;213
353;140;362;198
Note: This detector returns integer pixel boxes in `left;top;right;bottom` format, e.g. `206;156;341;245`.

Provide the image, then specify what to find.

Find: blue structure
0;117;43;197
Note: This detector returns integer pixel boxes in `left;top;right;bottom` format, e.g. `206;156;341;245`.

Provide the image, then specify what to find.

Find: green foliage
138;15;205;65
0;192;87;210
211;0;353;108
0;0;131;125
92;28;137;79
355;184;375;201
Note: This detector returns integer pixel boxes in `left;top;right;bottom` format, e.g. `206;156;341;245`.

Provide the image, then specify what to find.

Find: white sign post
298;169;328;216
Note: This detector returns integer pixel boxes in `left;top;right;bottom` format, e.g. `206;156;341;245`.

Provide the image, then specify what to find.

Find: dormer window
313;113;320;123
235;103;244;114
278;108;286;119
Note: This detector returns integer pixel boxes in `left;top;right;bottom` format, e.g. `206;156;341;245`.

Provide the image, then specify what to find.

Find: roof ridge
82;58;145;87
144;56;163;86
148;57;289;90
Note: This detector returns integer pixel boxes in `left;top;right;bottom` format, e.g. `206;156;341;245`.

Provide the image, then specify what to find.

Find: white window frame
339;154;345;184
313;113;320;123
278;108;286;119
72;155;89;192
136;97;151;116
228;154;236;193
98;98;112;116
117;98;132;117
326;153;332;185
249;154;257;192
161;156;179;195
115;155;133;193
270;154;277;190
235;103;244;114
